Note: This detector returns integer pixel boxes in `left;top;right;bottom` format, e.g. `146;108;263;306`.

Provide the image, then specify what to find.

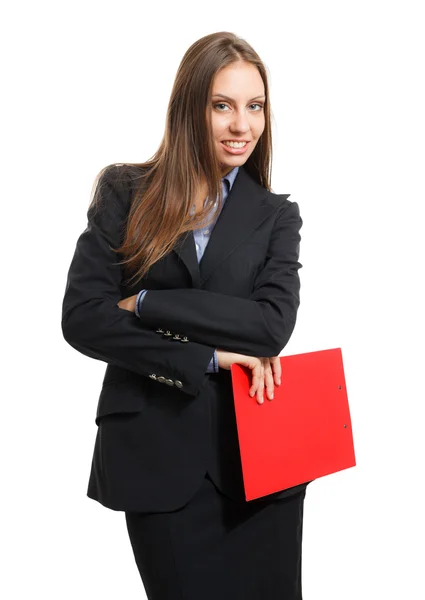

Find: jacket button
163;330;173;337
149;374;157;380
172;334;181;340
165;379;174;386
180;336;189;343
175;380;183;388
157;376;166;383
155;328;164;334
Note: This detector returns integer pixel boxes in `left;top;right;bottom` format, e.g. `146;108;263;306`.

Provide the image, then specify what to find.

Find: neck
220;165;233;178
193;166;234;212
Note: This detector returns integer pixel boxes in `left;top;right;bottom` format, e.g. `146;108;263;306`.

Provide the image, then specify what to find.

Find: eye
249;103;264;111
213;102;264;112
213;103;230;111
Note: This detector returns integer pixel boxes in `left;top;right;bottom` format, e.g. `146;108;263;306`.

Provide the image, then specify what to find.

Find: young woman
62;31;307;600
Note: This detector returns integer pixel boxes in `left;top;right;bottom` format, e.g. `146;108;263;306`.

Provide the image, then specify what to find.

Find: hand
248;355;281;403
117;294;138;313
216;350;281;405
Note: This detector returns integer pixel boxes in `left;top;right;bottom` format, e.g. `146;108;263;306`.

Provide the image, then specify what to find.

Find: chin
220;159;246;174
221;155;249;167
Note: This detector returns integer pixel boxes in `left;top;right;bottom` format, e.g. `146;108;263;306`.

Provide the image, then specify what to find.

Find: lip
220;140;250;155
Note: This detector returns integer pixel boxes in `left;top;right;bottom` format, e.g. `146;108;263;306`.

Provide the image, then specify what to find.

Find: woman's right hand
215;350;281;405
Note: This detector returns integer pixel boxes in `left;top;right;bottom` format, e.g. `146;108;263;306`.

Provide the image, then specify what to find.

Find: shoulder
96;163;146;191
240;166;293;213
266;190;293;213
88;163;140;227
91;163;149;212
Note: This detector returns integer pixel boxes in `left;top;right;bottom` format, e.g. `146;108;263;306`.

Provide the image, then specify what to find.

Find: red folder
230;348;356;501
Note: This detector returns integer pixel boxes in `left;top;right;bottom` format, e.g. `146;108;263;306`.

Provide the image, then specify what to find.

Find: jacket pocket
95;376;151;426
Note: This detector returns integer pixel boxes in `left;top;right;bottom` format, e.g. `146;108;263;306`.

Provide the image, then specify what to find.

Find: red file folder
230;348;356;501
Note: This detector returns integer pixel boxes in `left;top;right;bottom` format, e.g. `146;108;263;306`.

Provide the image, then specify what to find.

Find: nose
229;109;250;135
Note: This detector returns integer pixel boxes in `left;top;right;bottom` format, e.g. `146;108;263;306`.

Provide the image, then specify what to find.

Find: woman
62;31;307;600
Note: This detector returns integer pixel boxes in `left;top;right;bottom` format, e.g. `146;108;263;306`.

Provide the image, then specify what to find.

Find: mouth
220;140;250;155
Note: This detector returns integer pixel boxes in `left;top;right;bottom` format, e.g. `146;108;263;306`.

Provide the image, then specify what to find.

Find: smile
222;141;247;148
220;141;250;155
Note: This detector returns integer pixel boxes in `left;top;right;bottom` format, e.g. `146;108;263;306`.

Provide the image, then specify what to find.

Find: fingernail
269;393;274;400
258;397;263;404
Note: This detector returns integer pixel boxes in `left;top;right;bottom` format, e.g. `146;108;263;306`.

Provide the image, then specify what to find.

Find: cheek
211;116;230;139
252;118;265;139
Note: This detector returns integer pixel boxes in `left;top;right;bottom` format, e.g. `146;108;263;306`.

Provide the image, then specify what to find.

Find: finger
264;363;274;400
271;356;282;386
256;365;265;404
256;375;264;404
249;363;262;397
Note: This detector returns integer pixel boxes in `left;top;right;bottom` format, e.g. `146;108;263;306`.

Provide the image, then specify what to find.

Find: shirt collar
190;166;240;216
222;166;239;192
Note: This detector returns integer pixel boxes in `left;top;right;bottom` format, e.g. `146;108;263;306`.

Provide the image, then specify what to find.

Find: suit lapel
173;166;278;288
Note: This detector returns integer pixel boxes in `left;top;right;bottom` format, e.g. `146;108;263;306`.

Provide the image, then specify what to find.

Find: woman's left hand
117;294;138;313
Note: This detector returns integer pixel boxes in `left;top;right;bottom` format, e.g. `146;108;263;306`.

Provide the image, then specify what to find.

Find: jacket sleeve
137;289;218;372
137;200;303;357
61;165;216;397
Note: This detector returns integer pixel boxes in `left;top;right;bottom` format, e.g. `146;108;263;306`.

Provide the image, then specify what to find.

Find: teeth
223;141;247;148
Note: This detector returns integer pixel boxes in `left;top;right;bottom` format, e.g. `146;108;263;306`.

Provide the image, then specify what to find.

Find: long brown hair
91;31;273;287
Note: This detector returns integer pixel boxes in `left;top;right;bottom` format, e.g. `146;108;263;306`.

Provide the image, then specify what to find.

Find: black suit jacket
61;163;308;512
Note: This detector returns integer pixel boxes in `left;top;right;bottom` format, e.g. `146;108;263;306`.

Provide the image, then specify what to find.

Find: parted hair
90;31;274;286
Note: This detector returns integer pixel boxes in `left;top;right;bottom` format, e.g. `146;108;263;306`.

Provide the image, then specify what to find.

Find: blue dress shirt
135;166;240;373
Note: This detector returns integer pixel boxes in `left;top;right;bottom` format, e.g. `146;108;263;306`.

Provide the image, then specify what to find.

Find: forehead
212;62;265;98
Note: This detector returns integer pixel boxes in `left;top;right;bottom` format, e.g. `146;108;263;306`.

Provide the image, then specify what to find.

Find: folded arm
137;200;303;357
136;289;219;373
61;165;216;396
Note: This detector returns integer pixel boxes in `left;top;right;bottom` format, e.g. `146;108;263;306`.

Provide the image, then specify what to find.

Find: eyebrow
212;93;266;102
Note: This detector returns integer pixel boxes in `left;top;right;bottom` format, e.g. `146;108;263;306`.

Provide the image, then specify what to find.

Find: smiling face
209;61;266;177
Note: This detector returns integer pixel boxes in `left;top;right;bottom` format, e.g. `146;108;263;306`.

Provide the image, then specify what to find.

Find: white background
2;1;424;598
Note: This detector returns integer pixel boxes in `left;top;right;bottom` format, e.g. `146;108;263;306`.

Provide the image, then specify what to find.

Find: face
208;61;266;177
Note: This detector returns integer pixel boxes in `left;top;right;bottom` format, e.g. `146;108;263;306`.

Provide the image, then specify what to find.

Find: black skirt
125;471;306;600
